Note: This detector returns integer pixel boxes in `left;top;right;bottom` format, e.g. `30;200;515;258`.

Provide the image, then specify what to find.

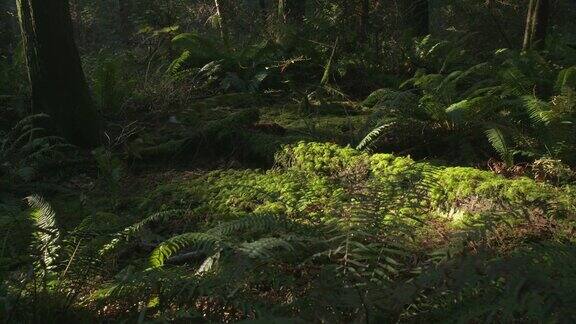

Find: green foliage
168;33;285;93
88;142;576;321
485;127;514;166
1;196;101;322
0;114;70;193
26;195;61;271
5;0;576;322
92;54;134;115
359;46;576;165
404;242;576;323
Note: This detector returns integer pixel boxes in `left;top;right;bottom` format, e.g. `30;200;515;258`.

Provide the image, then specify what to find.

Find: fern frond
238;237;296;261
100;209;186;256
523;95;552;125
485;128;514;166
208;214;287;237
149;233;221;268
555;66;576;92
26;195;61;271
356;123;393;151
168;50;192;74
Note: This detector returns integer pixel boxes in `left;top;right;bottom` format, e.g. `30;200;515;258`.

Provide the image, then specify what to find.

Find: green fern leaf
26;195;61;270
485;128;514;166
149;233;221;268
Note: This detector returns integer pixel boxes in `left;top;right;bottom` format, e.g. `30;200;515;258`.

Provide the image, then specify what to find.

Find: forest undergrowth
2;0;576;322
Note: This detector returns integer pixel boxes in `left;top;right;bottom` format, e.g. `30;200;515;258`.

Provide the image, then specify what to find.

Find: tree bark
522;0;536;50
523;0;550;50
532;0;550;50
214;0;229;45
16;0;102;147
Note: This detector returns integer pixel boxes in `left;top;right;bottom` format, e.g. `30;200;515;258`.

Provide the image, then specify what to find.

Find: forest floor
6;92;576;322
51;92;373;234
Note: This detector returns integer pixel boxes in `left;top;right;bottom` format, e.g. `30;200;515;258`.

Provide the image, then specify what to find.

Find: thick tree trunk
523;0;550;50
16;0;102;147
411;0;429;36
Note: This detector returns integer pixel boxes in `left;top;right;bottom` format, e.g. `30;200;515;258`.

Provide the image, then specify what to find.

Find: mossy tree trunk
523;0;550;51
16;0;102;147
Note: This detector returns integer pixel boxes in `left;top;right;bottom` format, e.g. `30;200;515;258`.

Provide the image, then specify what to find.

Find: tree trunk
16;0;102;147
214;0;229;45
523;0;550;50
532;0;550;50
411;0;429;36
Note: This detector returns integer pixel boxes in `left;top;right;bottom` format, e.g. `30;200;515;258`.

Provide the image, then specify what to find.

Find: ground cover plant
2;0;576;322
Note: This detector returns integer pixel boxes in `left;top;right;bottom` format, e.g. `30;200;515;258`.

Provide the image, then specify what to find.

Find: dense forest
2;0;576;322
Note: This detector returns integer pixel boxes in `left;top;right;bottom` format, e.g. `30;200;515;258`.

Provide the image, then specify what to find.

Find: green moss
276;141;368;175
370;153;418;181
137;142;575;232
429;167;559;209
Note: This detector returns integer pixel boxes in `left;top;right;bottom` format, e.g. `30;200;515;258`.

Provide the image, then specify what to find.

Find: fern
1;115;69;193
149;232;222;268
26;195;61;271
407;242;576;323
356;123;393;151
100;209;186;256
523;95;552;125
555;66;576;92
486;128;514;167
207;214;288;237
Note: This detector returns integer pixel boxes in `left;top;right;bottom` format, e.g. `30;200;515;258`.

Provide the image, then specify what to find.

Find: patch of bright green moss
141;142;576;230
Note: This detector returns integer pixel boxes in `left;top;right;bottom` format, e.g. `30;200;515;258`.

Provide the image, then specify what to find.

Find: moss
276;141;368;175
136;142;575;233
258;103;367;143
429;167;559;210
370;153;418;181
